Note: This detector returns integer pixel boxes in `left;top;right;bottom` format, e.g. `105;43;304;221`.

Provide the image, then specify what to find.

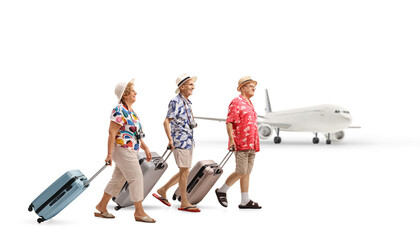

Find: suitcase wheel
28;204;34;212
114;206;121;211
172;194;176;201
37;217;45;224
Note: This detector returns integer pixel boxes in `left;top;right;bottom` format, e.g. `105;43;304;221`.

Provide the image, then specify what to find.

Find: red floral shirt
226;95;260;152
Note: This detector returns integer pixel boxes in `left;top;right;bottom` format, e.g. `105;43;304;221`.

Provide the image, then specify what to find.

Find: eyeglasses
244;85;256;89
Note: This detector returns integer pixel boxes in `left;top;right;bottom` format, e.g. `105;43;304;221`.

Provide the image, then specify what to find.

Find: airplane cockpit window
335;110;350;114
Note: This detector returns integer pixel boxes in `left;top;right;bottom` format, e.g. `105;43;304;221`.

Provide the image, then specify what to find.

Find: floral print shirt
166;94;194;150
110;104;142;151
226;95;260;152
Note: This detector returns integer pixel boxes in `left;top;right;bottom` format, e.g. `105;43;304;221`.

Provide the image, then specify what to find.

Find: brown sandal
135;216;156;223
94;212;115;218
238;200;262;209
215;188;228;207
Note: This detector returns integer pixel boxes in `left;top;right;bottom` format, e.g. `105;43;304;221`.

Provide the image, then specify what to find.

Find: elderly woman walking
95;79;156;223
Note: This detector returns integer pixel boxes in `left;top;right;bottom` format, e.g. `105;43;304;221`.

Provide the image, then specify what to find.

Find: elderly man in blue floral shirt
152;74;200;212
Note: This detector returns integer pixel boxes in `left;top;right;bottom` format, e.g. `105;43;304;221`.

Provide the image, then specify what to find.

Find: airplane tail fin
265;89;272;113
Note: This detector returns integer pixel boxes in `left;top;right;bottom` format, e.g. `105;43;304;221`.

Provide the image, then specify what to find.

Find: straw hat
237;76;257;92
115;78;135;103
175;74;197;94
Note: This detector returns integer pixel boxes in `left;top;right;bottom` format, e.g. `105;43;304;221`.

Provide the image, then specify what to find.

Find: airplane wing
195;116;292;129
195;116;272;123
263;122;292;129
196;116;269;122
195;116;226;122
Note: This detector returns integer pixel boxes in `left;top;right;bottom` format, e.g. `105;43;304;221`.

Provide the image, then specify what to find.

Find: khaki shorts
235;150;256;175
173;147;193;168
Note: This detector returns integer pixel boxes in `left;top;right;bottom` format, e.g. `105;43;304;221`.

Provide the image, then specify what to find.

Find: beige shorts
173;147;193;168
235;150;256;175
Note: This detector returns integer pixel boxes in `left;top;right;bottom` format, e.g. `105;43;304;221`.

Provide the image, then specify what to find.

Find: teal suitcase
28;164;108;223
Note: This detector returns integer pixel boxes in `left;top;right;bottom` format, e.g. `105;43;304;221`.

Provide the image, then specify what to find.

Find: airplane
195;89;360;144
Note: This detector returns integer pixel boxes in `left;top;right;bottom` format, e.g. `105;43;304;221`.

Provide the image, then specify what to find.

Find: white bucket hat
115;78;135;103
175;73;197;94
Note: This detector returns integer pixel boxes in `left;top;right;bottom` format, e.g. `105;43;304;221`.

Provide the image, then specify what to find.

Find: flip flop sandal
178;206;201;212
152;193;171;207
135;216;156;223
215;188;228;207
94;212;115;218
238;200;262;209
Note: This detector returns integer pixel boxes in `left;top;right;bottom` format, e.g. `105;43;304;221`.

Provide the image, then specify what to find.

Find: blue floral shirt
166;94;194;150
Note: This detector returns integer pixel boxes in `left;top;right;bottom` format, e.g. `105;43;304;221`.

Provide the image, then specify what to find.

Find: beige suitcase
172;150;233;205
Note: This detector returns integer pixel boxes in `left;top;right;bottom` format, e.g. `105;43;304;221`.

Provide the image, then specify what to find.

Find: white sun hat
175;73;197;94
115;78;135;103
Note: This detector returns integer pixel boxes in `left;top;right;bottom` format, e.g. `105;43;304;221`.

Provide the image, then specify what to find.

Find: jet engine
324;131;345;142
258;124;273;139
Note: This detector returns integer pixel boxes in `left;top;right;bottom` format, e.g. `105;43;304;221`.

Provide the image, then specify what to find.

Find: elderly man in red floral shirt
215;76;262;209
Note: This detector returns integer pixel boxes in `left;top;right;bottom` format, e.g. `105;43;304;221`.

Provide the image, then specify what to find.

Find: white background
1;0;419;239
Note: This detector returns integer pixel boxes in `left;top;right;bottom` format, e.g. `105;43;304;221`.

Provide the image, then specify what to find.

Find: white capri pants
104;145;144;202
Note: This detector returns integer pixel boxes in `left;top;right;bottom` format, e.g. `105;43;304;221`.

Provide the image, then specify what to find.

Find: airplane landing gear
326;133;331;144
274;128;281;144
312;133;319;144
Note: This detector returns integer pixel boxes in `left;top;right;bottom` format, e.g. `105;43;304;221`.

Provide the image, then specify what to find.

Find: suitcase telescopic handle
156;146;173;169
218;149;235;171
85;162;110;187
